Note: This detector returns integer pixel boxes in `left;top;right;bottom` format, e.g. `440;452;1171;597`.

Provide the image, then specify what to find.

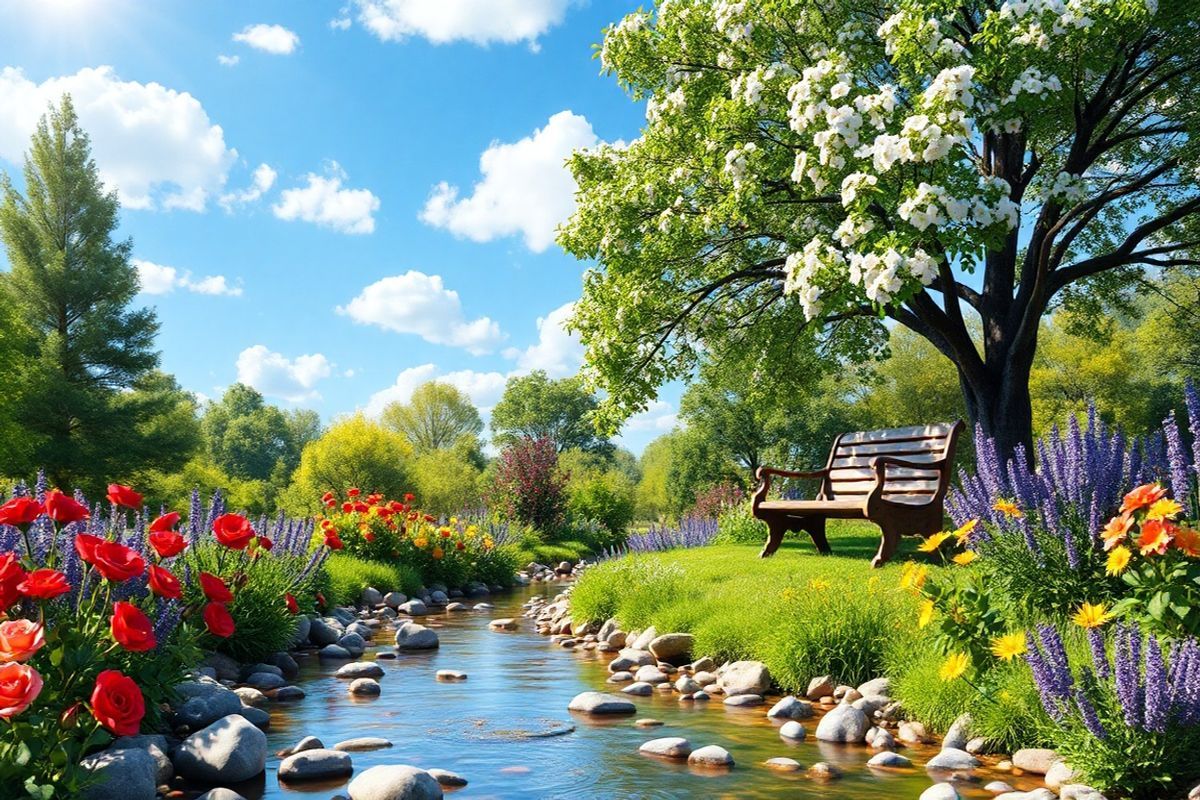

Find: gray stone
857;677;891;698
920;784;960;800
639;737;692;758
362;587;383;606
79;747;158;800
688;745;733;768
872;729;897;751
608;649;655;673
764;757;802;771
171;678;242;729
926;747;980;771
395;622;439;650
383;591;407;609
428;768;467;787
110;735;172;784
943;713;973;751
244;671;286;690
568;691;636;715
309;617;342;646
898;720;930;744
173;714;267;784
1046;761;1082;791
806;675;835;700
339;632;367;656
719;661;771;696
488;618;518;631
241;663;283;680
815;703;870;743
349;677;381;696
1060;787;1107;800
436;670;467;681
195;791;248;800
607;671;633;683
445;602;468;612
867;751;911;768
778;721;806;741
621;681;654;696
429;590;449;606
398;599;428;616
348;765;443;800
674;676;701;694
1012;748;1059;775
289;735;325;755
290;615;311;647
984;782;1015;794
279;748;354;782
200;652;240;682
337;661;385;679
767;695;813;720
333;737;393;751
809;762;843;779
235;687;268;707
633;665;668;684
723;694;763;707
275;685;306;700
268;651;299;677
237;704;271;729
320;644;353;659
648;633;694;664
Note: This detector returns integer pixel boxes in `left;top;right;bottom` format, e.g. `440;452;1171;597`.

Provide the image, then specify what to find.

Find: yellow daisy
990;632;1027;661
917;531;953;552
1072;602;1114;629
939;652;970;681
918;599;936;629
1105;545;1132;576
992;499;1023;518
899;562;929;592
1146;498;1184;521
953;519;979;545
952;550;978;566
808;578;831;591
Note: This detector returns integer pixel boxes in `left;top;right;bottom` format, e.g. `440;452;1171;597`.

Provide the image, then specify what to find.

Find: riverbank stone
688;745;733;768
639;737;692;758
395;622;439;650
648;633;694;664
171;678;242;729
768;695;813;720
334;737;394;752
398;599;427;616
79;747;158;800
195;791;247;800
428;768;468;788
920;784;961;800
868;751;912;768
926;747;981;771
815;702;870;743
349;678;381;696
622;681;654;696
337;662;385;679
779;721;806;741
489;618;518;631
765;757;802;771
718;661;771;696
347;765;443;800
436;670;467;681
609;649;655;673
1013;749;1059;775
806;675;835;700
279;749;354;783
723;694;763;707
275;685;306;700
320;644;353;659
568;691;637;715
173;714;267;784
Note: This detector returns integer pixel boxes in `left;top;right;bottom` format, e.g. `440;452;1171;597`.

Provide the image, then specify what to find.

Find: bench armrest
753;466;827;509
868;455;948;472
866;455;950;506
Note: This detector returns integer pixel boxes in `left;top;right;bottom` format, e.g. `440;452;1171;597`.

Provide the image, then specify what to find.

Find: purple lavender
1163;410;1192;507
1025;630;1069;722
1144;634;1169;733
1186;380;1200;492
1074;685;1107;739
608;515;719;556
1088;627;1110;679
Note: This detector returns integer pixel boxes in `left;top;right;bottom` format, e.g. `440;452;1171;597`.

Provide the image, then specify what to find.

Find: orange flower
1136;518;1176;556
1101;514;1135;551
1174;526;1200;558
431;546;444;560
1122;482;1167;514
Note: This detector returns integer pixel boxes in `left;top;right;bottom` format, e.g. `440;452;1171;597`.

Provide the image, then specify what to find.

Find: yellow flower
918;599;935;629
1146;498;1183;521
917;531;953;552
953;519;979;545
1072;602;1114;629
779;587;799;602
808;579;831;591
990;632;1027;661
1105;545;1132;576
413;537;429;549
939;652;970;681
952;551;978;566
992;499;1023;518
899;562;929;592
449;516;458;525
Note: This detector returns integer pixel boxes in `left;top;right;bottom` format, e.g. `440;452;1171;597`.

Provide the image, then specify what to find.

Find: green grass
571;520;925;689
321;553;422;606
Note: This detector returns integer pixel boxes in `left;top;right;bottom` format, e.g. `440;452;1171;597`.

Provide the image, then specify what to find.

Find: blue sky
0;0;679;453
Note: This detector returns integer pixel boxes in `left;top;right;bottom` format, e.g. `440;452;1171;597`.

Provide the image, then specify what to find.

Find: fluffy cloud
236;345;332;402
232;24;300;55
134;259;242;297
273;162;380;234
217;54;240;67
219;163;276;210
622;400;678;432
504;301;582;377
0;66;237;211
364;364;507;416
337;271;504;354
420;111;598;252
352;0;571;46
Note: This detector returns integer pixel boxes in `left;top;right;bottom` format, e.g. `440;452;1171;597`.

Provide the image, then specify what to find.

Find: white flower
830;81;851;100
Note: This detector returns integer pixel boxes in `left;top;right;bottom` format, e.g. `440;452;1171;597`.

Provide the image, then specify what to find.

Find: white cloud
420;110;598;252
503;301;582;377
623;400;678;432
236;345;332;402
232;24;300;55
364;364;507;416
220;163;277;210
134;259;242;297
273;162;380;234
0;66;237;212
352;0;570;46
337;271;505;354
217;54;240;67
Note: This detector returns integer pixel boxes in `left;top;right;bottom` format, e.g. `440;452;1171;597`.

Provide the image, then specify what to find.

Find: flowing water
224;583;1043;800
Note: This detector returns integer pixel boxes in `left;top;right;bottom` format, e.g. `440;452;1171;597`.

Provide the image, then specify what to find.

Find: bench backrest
820;422;963;505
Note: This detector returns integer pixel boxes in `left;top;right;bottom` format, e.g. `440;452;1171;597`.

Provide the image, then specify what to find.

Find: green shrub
713;502;767;544
320;553;421;606
567;470;635;539
465;544;522;588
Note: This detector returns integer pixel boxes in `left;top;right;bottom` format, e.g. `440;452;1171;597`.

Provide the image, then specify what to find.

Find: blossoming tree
559;0;1199;459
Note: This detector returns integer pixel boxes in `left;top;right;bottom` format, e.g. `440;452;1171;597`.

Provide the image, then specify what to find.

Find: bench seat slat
832;453;942;469
829;480;939;495
828;467;940;481
836;439;945;457
838;424;955;444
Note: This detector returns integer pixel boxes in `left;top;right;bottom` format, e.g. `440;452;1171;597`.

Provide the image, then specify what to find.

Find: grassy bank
571;521;925;689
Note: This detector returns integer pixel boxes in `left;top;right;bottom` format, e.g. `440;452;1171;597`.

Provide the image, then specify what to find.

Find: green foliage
381;381;483;455
200;383;320;483
320;553;421;606
490;370;610;453
411;448;484;517
562;451;636;539
713;502;767;545
140;455;270;516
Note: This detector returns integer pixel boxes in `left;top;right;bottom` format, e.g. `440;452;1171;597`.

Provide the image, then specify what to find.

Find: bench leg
871;520;902;568
759;518;787;558
802;518;832;555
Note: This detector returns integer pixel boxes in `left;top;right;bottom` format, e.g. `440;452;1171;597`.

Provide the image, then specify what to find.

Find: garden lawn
571;520;927;690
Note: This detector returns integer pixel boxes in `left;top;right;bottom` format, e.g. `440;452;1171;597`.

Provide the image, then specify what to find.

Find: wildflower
918;599;935;629
1072;602;1114;629
953;519;978;545
952;551;977;566
1174;526;1200;558
991;632;1027;661
1101;513;1135;551
898;561;928;592
780;587;799;602
432;546;444;560
1145;498;1183;521
414;537;429;549
993;499;1022;517
1121;482;1167;514
1136;518;1176;556
808;578;830;591
939;652;970;681
1105;545;1132;576
918;531;953;552
105;484;143;509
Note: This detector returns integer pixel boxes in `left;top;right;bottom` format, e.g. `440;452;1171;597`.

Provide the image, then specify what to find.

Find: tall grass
321;553;422;607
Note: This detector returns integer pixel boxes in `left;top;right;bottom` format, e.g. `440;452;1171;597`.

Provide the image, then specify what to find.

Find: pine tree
0;95;162;492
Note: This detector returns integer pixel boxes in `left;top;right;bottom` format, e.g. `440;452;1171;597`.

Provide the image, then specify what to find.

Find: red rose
256;536;273;551
148;512;180;533
105;484;143;509
110;601;156;652
203;602;235;638
404;493;415;503
347;488;361;497
74;533;103;562
89;540;146;583
0;553;28;610
0;662;43;720
0;497;42;528
147;566;182;600
148;530;186;559
285;593;299;615
341;502;353;513
90;670;145;736
324;532;344;550
212;514;254;550
44;491;89;524
17;569;70;600
199;572;233;603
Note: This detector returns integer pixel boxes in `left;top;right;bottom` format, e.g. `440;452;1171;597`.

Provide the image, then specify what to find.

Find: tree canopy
201;383;320;482
490;370;611;453
382;381;483;455
560;0;1200;460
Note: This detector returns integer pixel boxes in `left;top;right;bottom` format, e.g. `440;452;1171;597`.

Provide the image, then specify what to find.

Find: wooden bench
751;421;964;567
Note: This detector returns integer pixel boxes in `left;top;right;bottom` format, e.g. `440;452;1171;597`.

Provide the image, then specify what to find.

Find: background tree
485;436;568;532
561;0;1200;462
0;96;169;492
491;370;610;453
410;449;484;517
382;381;483;455
200;384;318;482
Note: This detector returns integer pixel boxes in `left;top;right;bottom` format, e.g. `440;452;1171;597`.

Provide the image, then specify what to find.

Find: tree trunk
957;348;1036;466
